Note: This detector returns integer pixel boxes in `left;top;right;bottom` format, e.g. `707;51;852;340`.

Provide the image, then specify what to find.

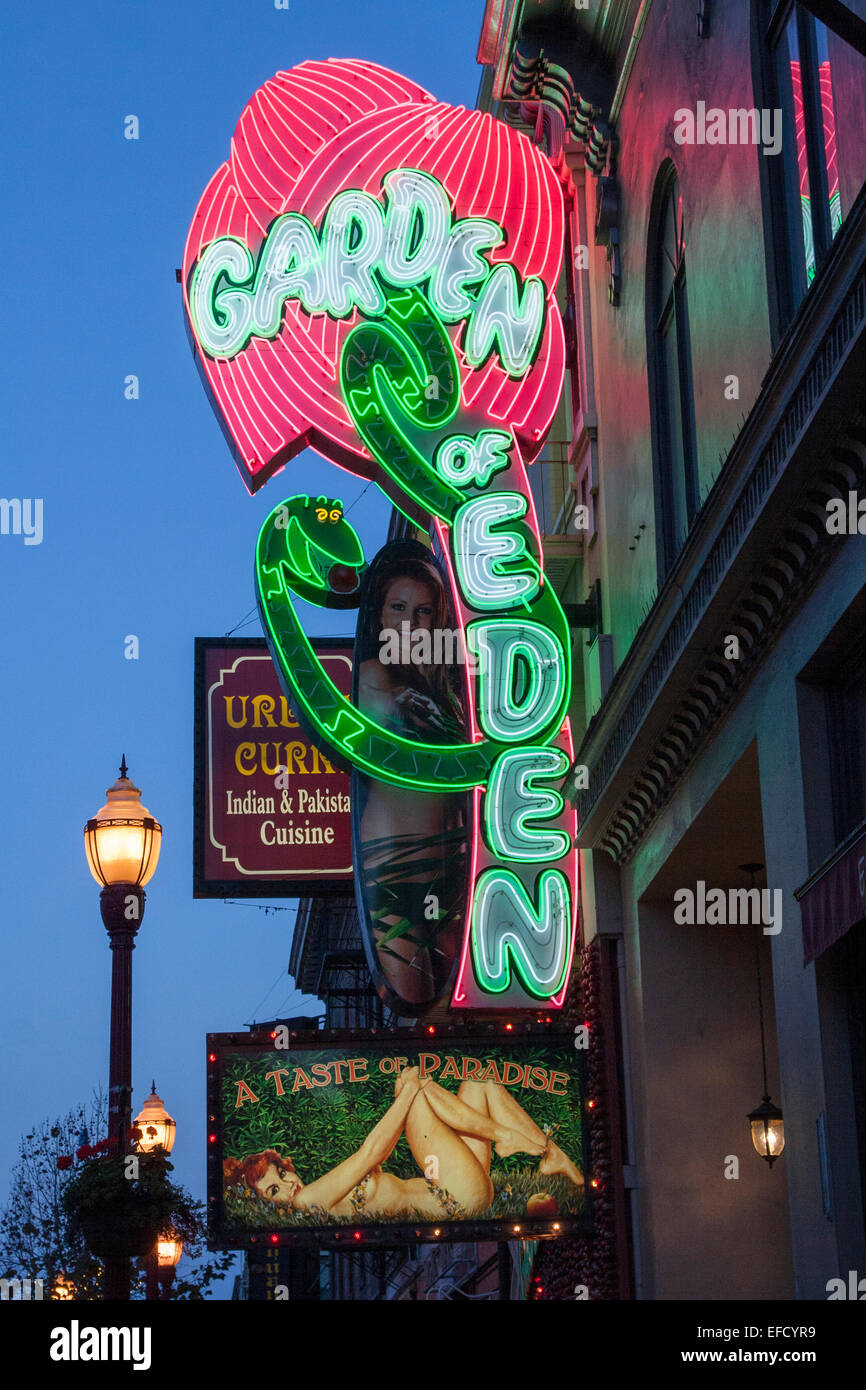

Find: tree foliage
0;1095;235;1299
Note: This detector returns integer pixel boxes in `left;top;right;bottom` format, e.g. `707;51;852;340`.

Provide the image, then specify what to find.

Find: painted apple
526;1191;558;1219
328;563;361;593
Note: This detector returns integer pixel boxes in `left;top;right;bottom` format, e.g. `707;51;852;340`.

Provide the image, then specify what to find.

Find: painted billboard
194;638;353;897
184;59;578;1011
207;1028;590;1248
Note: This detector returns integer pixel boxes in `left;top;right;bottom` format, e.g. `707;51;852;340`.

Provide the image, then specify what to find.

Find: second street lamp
135;1084;177;1301
84;756;162;1300
134;1084;176;1156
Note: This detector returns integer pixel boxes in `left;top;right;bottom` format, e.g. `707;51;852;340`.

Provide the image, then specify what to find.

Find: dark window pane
826;671;866;844
650;171;697;573
815;20;843;240
660;299;689;547
778;11;815;283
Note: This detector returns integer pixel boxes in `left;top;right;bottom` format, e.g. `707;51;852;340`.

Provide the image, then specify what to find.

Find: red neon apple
182;58;565;495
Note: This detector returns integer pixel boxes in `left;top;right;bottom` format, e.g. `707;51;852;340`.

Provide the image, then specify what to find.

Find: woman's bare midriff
361;783;449;843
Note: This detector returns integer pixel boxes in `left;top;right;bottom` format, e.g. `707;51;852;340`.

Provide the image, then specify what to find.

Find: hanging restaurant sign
193;638;353;897
207;1027;590;1249
183;58;578;1010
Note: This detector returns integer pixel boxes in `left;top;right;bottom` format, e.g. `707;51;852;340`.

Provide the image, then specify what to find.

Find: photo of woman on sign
223;1067;583;1222
353;541;469;1013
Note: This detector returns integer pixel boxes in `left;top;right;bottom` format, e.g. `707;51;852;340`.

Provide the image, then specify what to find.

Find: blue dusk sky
0;0;486;1291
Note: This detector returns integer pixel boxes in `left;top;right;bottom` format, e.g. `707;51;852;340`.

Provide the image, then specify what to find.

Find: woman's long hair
223;1150;295;1196
358;552;465;730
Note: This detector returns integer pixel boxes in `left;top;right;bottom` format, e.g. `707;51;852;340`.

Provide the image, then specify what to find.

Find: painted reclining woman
223;1066;584;1222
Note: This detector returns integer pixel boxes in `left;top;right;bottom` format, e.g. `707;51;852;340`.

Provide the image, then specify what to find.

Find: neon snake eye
315;507;328;521
329;509;342;522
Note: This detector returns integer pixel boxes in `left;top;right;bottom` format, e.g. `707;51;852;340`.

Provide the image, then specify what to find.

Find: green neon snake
255;285;571;791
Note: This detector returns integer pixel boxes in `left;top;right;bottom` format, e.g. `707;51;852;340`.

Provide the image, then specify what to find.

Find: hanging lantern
739;863;786;1169
748;1095;785;1166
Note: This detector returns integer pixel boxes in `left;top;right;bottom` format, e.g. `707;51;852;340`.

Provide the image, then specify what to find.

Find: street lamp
84;756;161;889
84;756;162;1300
134;1083;176;1155
156;1235;183;1299
136;1084;178;1302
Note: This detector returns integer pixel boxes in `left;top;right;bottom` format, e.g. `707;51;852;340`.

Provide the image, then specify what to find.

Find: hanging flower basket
62;1151;199;1261
77;1207;157;1259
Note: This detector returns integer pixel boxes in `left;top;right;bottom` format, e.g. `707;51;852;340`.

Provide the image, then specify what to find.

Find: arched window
646;164;699;579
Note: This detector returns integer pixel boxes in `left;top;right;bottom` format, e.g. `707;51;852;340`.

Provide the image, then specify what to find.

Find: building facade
478;0;866;1299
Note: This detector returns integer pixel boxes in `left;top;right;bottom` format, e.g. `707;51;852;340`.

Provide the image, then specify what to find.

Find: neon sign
190;170;543;374
183;59;577;1010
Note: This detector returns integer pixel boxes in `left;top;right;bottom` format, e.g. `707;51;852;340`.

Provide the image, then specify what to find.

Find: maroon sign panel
194;638;353;897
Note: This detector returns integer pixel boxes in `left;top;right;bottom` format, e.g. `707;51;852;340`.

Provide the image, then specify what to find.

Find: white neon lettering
435;430;511;488
321;189;386;317
189;170;546;371
430;219;503;321
472;868;570;995
484;748;571;862
252;214;325;332
464;263;544;375
191;239;256;357
469;620;565;742
380;169;450;287
454;493;538;610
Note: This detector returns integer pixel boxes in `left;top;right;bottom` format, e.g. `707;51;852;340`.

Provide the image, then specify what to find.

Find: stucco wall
582;1;773;670
617;538;866;1297
628;900;793;1299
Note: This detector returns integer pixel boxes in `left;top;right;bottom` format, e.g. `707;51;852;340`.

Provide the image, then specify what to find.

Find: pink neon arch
183;58;566;495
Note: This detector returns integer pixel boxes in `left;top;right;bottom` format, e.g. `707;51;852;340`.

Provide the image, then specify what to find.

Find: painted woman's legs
402;1087;493;1211
420;1077;584;1187
418;1079;544;1163
482;1084;584;1186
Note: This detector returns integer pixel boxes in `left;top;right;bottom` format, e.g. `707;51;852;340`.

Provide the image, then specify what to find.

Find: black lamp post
84;757;162;1299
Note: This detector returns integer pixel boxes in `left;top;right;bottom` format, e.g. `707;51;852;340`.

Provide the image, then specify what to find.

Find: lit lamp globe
156;1233;183;1299
749;1096;785;1166
84;757;162;891
134;1083;176;1155
51;1274;76;1301
156;1235;183;1269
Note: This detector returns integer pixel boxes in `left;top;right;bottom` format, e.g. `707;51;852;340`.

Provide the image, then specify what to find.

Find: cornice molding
592;420;866;862
508;45;613;172
569;197;866;861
